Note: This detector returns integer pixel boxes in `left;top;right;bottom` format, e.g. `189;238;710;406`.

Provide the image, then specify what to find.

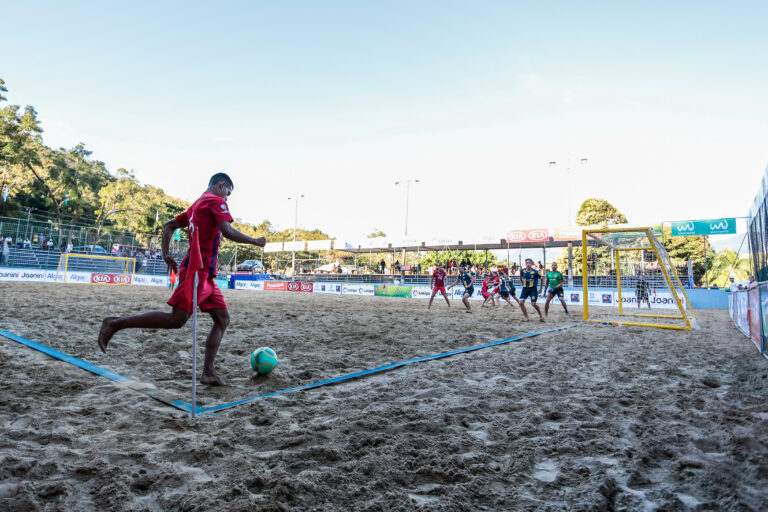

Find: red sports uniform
167;192;234;313
481;278;491;299
432;268;447;295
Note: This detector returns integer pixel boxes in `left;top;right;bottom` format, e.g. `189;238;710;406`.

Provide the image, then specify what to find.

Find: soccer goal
581;227;698;330
56;253;136;285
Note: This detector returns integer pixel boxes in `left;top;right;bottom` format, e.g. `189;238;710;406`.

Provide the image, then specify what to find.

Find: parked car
72;245;107;254
236;260;265;273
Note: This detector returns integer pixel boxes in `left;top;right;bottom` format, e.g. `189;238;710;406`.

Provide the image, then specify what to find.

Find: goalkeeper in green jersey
543;262;569;317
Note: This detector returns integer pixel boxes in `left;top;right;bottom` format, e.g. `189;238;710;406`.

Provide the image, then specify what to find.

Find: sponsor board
506;228;550;244
133;274;169;287
0;269;48;282
374;285;412;298
314;282;343;294
410;286;434;299
235;280;264;291
286;281;314;292
342;284;374;296
449;286;485;301
264;281;288;291
91;273;132;285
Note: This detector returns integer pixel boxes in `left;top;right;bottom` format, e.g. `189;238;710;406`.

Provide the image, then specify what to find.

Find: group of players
427;258;569;321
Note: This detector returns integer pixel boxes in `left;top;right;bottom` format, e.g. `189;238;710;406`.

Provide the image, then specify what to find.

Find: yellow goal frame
581;227;697;330
56;253;136;285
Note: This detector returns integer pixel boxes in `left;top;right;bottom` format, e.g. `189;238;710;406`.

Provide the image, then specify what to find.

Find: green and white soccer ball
250;347;278;375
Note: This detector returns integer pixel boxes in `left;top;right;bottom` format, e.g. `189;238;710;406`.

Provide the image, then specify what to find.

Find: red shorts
167;269;227;313
433;285;447;295
482;291;491;299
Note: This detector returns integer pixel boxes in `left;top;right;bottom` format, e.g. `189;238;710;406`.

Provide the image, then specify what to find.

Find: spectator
748;275;758;289
1;235;9;264
394;260;401;273
46;239;54;250
380;259;386;274
727;276;741;292
23;238;31;249
66;241;73;253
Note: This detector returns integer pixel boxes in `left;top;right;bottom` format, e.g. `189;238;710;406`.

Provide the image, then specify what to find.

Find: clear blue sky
2;1;767;241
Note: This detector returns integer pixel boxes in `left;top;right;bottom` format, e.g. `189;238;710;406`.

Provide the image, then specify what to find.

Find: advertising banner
671;218;736;236
286;281;314;292
307;240;332;251
449;286;485;301
506;229;550;244
342;284;374;296
283;241;306;251
63;271;92;284
263;242;283;253
0;268;49;282
374;284;412;298
748;288;761;349
314;282;343;294
410;286;434;299
133;274;169;287
235;280;264;291
264;281;288;291
91;273;132;285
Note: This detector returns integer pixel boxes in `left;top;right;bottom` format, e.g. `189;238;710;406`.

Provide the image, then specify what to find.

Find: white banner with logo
314;282;343;294
342;283;375;296
263;242;283;253
283;241;306;251
307;240;332;251
133;274;169;287
410;285;434;299
235;280;264;291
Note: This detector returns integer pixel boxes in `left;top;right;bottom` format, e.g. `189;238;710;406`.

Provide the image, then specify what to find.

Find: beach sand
1;282;767;511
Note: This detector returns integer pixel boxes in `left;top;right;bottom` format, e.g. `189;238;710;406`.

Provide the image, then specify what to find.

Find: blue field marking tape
0;328;201;415
200;323;581;414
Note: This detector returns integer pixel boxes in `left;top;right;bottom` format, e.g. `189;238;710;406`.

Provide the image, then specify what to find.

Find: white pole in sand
191;272;199;418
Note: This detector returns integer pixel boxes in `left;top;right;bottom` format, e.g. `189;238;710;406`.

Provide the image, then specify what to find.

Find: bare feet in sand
97;317;117;353
201;372;226;386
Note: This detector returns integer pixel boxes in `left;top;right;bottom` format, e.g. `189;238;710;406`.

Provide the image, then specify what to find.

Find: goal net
56;253;136;285
581;227;698;330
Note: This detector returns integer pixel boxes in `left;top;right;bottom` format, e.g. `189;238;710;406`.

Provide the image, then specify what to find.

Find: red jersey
432;269;446;287
175;192;234;277
482;279;489;293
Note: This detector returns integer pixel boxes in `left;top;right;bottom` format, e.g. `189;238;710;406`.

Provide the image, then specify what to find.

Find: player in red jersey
428;264;451;309
481;271;497;307
97;173;266;386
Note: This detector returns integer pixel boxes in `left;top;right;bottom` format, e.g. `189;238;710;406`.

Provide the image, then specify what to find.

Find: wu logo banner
671;218;736;236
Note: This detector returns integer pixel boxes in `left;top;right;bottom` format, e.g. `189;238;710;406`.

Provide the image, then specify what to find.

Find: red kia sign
91;273;132;285
506;229;550;244
287;282;314;292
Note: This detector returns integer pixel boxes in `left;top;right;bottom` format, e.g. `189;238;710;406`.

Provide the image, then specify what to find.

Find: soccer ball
250;347;278;375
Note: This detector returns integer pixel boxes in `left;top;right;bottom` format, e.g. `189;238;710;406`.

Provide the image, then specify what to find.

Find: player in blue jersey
497;269;522;312
449;266;475;313
519;258;545;321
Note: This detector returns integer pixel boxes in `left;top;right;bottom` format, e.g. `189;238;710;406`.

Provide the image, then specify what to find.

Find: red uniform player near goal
428;265;451;309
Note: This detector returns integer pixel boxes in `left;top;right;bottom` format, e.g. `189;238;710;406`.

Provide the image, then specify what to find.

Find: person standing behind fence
1;235;9;264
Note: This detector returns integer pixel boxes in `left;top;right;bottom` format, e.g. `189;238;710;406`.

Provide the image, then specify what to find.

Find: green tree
705;248;749;288
576;198;628;226
662;230;712;285
367;229;386;238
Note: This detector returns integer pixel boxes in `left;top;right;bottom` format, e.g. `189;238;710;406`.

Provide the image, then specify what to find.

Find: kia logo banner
91;273;132;285
506;229;551;244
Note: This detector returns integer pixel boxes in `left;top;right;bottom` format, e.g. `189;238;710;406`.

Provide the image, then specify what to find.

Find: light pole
549;158;588;226
288;194;304;280
394;179;419;236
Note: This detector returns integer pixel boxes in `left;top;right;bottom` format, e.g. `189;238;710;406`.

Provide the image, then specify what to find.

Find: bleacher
0;247;180;276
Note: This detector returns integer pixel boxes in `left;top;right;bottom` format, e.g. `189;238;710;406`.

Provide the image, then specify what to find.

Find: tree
662;230;712;285
367;230;386;238
576;198;628;226
704;248;749;288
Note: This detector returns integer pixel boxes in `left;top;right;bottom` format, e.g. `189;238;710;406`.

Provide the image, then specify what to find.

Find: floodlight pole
395;179;419;237
549;158;588;226
288;194;304;280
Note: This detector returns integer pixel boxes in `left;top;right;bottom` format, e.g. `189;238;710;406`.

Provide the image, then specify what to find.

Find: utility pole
288;194;304;280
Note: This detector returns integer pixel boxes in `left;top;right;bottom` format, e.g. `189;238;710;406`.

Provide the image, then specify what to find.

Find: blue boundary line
0;329;204;415
200;323;580;414
0;324;580;416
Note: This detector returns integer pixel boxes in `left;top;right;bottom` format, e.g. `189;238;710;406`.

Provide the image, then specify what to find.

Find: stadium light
548;158;588;226
395;179;419;236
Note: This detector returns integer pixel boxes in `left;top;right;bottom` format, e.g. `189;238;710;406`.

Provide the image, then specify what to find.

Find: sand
1;282;767;511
